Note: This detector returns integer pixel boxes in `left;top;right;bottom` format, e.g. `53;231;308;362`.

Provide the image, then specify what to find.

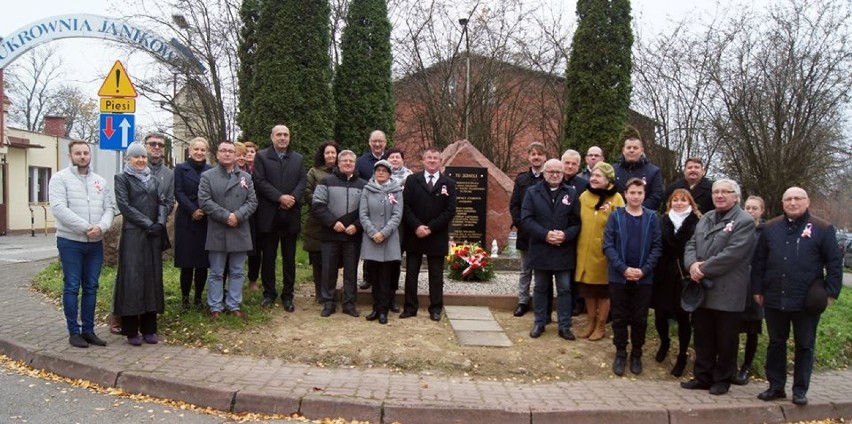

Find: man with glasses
752;187;842;405
144;133;175;212
581;146;604;179
198;140;258;319
521;159;581;340
681;179;755;396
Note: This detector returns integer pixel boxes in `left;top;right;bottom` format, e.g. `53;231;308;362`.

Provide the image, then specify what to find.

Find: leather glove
147;223;164;237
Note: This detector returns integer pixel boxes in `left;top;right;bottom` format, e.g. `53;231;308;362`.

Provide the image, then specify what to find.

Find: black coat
253;147;306;234
113;173;168;316
520;181;581;271
651;212;699;312
173;160;210;268
509;169;543;251
402;171;457;256
663;177;714;215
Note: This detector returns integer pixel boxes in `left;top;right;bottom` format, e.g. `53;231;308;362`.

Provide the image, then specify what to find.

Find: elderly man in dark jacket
198;140;258;319
521;159;581;341
752;187;843;406
313;150;366;318
682;179;755;396
509;142;546;317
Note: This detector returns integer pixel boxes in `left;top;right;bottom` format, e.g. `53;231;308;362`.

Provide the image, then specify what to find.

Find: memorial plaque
445;166;487;247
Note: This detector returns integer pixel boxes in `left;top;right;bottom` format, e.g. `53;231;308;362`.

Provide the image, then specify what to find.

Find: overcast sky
0;0;768;133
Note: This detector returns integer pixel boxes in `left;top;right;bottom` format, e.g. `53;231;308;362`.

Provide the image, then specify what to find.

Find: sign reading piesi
445;166;487;247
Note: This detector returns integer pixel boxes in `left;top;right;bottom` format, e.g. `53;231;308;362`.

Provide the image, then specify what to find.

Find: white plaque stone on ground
444;306;513;347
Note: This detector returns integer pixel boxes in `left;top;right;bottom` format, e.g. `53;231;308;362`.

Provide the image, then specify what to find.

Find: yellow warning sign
97;61;138;98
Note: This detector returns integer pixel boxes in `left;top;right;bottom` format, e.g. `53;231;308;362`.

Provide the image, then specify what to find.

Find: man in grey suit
198;140;258;319
253;124;307;311
681;178;755;396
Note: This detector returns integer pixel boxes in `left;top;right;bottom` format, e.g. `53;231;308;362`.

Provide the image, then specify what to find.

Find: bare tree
5;45;63;131
119;0;241;149
633;19;727;184
391;0;574;171
708;0;852;215
47;85;100;142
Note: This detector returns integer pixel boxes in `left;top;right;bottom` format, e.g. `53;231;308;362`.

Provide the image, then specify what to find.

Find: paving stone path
445;305;513;347
1;249;851;423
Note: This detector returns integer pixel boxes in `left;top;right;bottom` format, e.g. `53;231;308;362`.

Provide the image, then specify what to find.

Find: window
29;167;51;203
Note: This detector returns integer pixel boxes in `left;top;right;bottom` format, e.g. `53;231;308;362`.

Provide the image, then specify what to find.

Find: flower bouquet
446;243;495;281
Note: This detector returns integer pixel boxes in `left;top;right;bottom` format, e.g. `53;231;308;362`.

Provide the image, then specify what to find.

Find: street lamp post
458;18;470;142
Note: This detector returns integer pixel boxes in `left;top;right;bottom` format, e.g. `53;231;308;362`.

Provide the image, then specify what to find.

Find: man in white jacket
49;141;114;348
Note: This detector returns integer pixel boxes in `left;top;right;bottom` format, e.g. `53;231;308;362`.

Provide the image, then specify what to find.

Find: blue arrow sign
99;113;135;150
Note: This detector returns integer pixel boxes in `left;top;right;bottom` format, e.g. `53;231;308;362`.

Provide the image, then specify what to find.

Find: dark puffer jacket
614;154;664;211
312;169;366;243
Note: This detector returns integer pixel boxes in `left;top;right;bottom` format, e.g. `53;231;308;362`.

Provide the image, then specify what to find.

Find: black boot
655;338;670;363
612;351;627;376
671;353;688;377
630;351;643;375
731;365;750;385
181;297;191;312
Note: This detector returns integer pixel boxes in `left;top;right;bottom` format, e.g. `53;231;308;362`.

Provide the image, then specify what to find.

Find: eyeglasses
545;170;563;175
218;149;236;154
586;154;601;157
783;196;807;202
712;190;736;195
147;142;165;148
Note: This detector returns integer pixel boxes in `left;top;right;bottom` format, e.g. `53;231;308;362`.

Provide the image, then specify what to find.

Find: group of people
51;127;842;405
51;125;458;349
509;136;842;404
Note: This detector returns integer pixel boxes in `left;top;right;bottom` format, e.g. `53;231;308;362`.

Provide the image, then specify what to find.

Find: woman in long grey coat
113;143;170;346
359;160;403;324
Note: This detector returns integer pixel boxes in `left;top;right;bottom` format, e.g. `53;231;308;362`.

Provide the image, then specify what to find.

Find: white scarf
668;206;693;233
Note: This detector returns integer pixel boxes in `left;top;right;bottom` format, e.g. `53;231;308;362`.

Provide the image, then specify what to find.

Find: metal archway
0;13;204;72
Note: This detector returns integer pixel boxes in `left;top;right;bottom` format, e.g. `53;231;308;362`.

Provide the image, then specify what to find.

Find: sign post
98;60;138;151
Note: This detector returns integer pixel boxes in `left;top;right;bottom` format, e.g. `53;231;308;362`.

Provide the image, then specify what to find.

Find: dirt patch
215;288;683;383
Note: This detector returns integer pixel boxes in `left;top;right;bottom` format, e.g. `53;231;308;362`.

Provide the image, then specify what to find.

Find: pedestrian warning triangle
97;61;138;98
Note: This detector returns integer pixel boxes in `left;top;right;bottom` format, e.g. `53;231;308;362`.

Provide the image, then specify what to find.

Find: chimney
43;115;67;137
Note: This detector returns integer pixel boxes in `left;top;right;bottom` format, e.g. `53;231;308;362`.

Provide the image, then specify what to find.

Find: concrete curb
2;256;852;423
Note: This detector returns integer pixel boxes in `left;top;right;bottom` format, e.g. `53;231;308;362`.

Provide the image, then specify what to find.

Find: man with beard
509;142;546;317
49;141;115;348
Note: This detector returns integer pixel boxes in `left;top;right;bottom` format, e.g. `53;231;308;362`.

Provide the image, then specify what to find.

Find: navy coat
173;160;210;268
520;181;581;271
603;206;663;285
751;211;843;311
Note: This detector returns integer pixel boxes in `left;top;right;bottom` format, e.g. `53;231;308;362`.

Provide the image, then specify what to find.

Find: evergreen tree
246;0;335;153
563;0;633;156
236;0;262;142
333;0;395;151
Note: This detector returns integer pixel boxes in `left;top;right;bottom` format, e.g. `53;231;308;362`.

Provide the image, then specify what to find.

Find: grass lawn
33;240;313;348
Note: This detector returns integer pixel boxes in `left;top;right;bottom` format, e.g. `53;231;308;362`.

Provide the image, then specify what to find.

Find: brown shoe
231;310;246;319
577;316;596;339
588;320;607;341
211;311;221;319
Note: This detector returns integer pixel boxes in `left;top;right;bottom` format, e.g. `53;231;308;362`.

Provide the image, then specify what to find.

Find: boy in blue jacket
603;178;662;376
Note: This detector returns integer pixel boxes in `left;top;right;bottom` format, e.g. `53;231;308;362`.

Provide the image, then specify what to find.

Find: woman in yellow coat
575;162;625;341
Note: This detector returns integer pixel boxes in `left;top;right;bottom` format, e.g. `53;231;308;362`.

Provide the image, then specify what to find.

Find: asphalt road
0;361;226;423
